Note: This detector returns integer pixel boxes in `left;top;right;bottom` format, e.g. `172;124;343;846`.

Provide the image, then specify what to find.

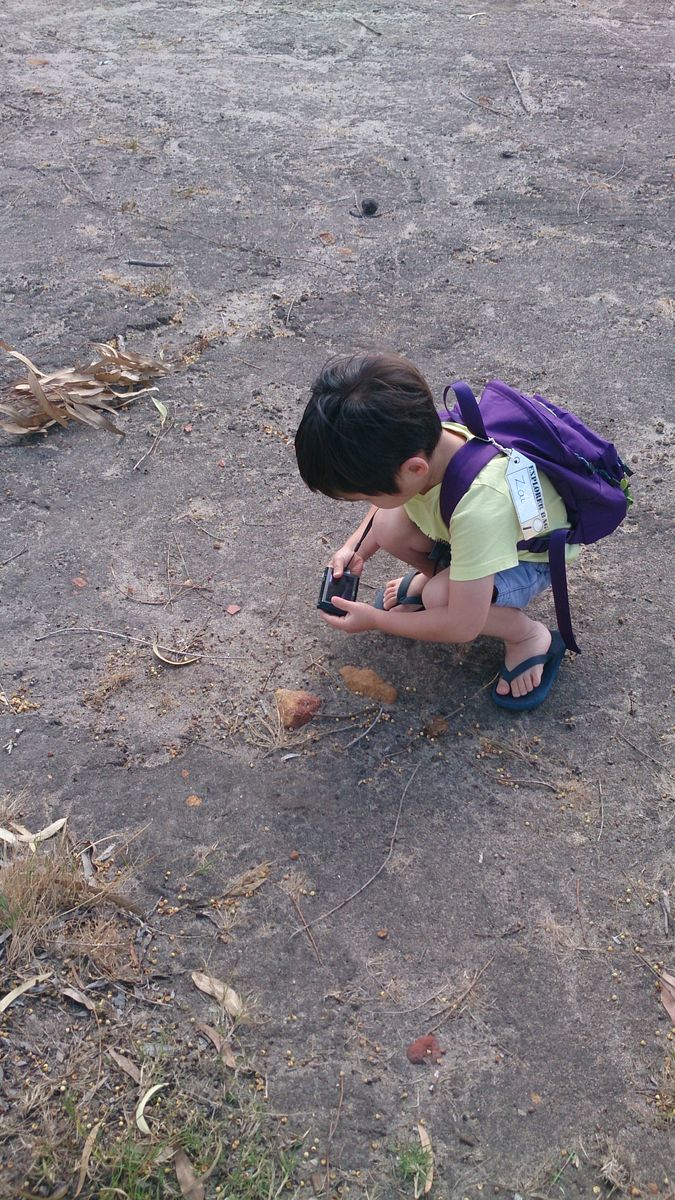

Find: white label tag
505;451;549;539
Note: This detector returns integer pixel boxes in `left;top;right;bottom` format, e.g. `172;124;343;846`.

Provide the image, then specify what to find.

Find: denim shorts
492;561;551;608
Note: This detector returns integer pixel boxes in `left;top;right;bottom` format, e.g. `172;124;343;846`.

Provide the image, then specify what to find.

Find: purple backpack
439;380;633;653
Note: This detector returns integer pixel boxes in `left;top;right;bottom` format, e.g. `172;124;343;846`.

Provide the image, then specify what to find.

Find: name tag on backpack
505;451;550;539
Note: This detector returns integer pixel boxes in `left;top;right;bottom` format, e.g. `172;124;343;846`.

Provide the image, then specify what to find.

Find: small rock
275;688;322;730
289;850;300;861
376;928;388;940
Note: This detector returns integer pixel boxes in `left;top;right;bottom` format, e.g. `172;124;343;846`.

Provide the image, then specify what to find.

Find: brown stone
275;688;322;729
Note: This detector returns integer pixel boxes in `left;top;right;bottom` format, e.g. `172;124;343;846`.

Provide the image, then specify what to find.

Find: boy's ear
400;455;430;481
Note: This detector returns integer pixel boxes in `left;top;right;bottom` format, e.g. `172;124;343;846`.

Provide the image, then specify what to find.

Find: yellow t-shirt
404;422;581;582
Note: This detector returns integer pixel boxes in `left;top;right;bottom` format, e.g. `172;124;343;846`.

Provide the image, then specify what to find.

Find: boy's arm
325;575;495;643
331;505;380;578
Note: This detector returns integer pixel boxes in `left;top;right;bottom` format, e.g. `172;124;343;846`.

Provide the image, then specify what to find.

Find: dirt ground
1;0;673;1196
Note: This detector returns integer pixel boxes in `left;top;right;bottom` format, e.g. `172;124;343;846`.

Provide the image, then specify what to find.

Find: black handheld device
316;514;375;618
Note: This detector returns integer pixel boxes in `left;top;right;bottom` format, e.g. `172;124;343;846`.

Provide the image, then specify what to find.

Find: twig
630;944;669;984
127;259;172;267
353;16;381;35
427;955;495;1034
614;728;665;770
597;779;604;842
325;1072;345;1199
505;60;529;113
576;154;626;216
1;546;27;567
575;879;589;948
289;894;323;964
132;416;174;471
285;298;295;326
459;89;507;116
232;356;262;372
372;982;454;1017
33;625;244;662
289;764;419;940
342;706;384;749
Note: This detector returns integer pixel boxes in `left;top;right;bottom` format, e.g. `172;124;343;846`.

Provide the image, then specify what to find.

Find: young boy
295;351;579;710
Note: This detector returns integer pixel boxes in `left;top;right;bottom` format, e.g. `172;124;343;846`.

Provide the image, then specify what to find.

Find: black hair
294;351;442;497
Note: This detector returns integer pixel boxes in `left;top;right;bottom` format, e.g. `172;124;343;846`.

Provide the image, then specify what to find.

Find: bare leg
372;508;435;609
421;571;552;698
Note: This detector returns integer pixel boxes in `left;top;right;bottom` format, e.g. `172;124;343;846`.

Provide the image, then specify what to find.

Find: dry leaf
74;1121;102;1197
0;972;52;1014
196;1023;237;1068
62;987;98;1015
424;715;449;739
135;1082;169;1135
72;576;88;589
226;604;241;616
27;56;50;67
318;231;336;245
417;1123;434;1196
223;862;270;898
275;688;322;729
0;341;168;438
151;642;201;667
339;666;397;704
28;817;67;849
0;828;18;846
660;971;675;1023
185;794;203;807
107;1047;142;1084
376;928;389;940
191;971;243;1018
174;1148;204;1200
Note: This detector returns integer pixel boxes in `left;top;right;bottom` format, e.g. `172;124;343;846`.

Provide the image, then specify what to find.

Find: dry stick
373;981;453;1017
505;60;529;113
459;89;508;116
353;16;381;34
597;778;604;842
324;1072;345;1199
289;764;419;941
575;879;589;948
576;154;626;216
630;945;669;984
614;728;665;771
342;705;384;749
427;955;495;1034
1;546;27;567
33;626;244;662
289;894;323;965
132;416;173;471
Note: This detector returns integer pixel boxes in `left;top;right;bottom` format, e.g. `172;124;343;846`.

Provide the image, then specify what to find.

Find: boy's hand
330;542;365;579
319;596;378;633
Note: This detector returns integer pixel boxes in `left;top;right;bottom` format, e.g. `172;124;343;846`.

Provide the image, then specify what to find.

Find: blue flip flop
374;569;425;611
492;630;566;711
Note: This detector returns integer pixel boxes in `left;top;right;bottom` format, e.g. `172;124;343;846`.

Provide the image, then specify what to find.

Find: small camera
317;567;360;617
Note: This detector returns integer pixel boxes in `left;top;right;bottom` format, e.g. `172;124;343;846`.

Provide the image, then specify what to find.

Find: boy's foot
496;622;552;698
377;570;427;611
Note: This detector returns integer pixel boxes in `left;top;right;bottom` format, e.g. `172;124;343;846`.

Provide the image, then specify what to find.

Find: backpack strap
443;381;489;441
439;439;500;526
547;528;581;654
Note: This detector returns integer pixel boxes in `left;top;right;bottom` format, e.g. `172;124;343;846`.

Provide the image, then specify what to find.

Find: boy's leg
421;570;552;698
372;509;436;608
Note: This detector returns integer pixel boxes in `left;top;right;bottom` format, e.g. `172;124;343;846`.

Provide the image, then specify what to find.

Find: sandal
492;630;566;712
374;569;425;611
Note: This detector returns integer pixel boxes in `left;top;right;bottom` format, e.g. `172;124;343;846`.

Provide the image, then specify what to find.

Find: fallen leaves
423;715;449;739
135;1082;169;1135
174;1148;204;1200
61;986;98;1015
0;341;169;437
0;817;67;852
107;1047;142;1084
406;1034;445;1065
191;971;243;1018
223;862;270;899
339;666;397;704
196;1023;237;1069
151;642;201;667
275;688;322;730
660;970;675;1023
226;603;241;616
417;1123;434;1196
0;972;52;1014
